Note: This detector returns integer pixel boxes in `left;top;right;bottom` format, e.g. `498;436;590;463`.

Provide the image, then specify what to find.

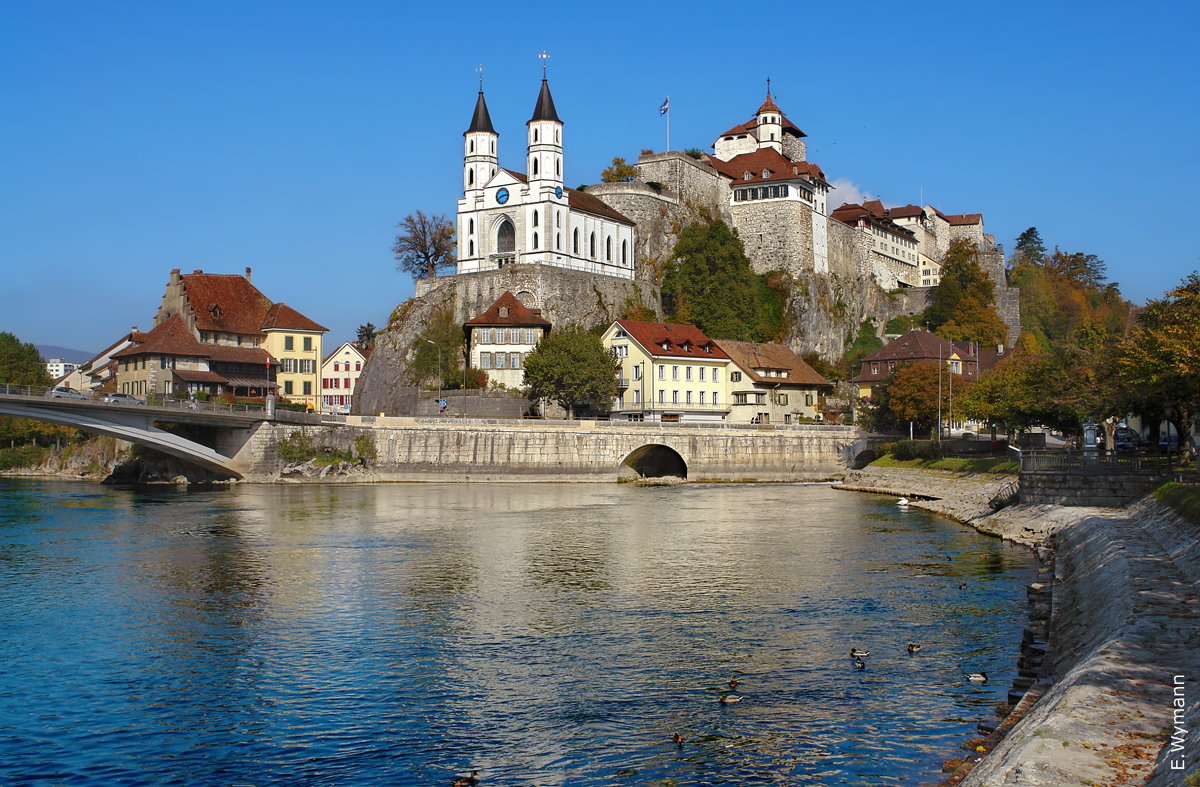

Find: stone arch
619;444;687;481
515;290;536;307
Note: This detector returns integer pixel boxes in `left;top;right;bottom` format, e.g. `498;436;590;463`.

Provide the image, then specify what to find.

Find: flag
659;97;669;116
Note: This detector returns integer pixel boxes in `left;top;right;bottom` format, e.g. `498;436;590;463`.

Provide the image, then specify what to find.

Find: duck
907;643;922;654
849;649;870;658
959;583;968;590
897;497;909;506
728;678;741;690
853;657;866;670
672;732;685;747
718;693;742;704
967;672;988;683
452;771;480;787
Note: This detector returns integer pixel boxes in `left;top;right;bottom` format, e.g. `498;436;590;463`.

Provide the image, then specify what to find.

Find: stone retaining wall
1021;470;1165;507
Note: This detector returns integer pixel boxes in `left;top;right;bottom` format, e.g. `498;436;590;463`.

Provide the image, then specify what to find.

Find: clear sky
3;0;1197;354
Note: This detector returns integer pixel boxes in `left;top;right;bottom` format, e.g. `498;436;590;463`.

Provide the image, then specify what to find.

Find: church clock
555;186;563;199
496;187;509;204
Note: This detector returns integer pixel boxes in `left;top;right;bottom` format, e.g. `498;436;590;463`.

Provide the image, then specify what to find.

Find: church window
622;240;628;266
606;237;612;261
468;169;474;185
555;129;560;142
532;211;539;227
469;140;474;152
590;232;596;259
533;232;539;249
533;157;539;175
468;218;474;234
556;233;561;250
573;229;579;254
497;220;515;253
468;240;474;256
533;128;539;142
555;157;560;176
556;212;561;227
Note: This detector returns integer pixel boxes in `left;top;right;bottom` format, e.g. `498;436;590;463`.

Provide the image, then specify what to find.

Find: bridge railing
0;383;281;419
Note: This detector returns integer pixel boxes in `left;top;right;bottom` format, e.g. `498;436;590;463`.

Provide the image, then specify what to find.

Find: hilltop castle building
454;78;636;280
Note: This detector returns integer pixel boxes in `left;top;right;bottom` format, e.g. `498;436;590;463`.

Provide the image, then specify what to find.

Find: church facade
454;78;636;280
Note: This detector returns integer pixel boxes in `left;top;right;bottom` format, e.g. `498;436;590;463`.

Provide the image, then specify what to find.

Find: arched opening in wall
590;232;596;259
532;232;539;249
606;236;612;261
515;290;536;307
532;211;539;227
497;220;515;253
622;240;628;266
533;158;539;176
469;140;474;153
533;128;539;142
468;169;474;185
619;444;687;481
468;240;474;256
573;228;579;254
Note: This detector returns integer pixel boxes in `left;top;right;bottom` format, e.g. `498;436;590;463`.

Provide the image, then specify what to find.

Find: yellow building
601;319;731;422
261;303;327;408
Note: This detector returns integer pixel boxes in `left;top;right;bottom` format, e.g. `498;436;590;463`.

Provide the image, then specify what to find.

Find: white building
46;358;79;380
321;341;367;413
455;77;636;279
465;291;551;390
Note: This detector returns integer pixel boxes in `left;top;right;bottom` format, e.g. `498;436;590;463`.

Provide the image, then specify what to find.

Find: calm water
0;479;1037;786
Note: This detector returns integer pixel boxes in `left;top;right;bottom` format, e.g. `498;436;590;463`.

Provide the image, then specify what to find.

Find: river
0;479;1037;785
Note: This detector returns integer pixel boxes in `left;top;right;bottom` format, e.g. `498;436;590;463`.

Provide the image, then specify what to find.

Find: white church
455;77;636;280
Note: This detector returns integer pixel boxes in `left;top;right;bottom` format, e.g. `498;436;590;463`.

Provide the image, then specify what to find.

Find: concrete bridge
1;389;877;483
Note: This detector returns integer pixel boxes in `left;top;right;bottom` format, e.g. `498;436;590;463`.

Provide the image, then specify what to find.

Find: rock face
355;266;659;416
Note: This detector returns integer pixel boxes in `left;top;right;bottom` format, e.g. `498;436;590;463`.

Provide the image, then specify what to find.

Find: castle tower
755;90;783;154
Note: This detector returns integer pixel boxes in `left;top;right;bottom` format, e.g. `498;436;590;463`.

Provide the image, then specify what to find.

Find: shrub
352;434;377;465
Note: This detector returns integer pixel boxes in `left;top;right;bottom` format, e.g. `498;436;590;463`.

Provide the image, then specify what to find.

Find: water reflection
0;479;1037;785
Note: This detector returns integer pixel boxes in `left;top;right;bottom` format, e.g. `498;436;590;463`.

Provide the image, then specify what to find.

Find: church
454;77;636;280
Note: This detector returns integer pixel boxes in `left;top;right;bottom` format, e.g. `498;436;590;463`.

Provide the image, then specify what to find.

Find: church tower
755;90;783;154
464;87;498;195
527;77;564;198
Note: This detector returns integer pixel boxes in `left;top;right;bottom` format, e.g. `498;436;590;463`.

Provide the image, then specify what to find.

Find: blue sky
3;0;1197;353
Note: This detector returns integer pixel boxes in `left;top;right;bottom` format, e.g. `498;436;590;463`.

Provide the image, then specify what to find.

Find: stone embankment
835;466;1200;786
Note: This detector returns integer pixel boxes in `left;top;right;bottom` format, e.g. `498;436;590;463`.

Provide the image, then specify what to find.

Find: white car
44;386;90;400
102;392;144;405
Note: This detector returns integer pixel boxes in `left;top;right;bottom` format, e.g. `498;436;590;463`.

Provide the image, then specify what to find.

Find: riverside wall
835;466;1200;785
232;419;875;483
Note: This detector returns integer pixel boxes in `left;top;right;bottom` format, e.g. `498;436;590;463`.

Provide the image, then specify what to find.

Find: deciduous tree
600;157;638;183
393;210;456;279
924;239;1007;346
407;306;464;390
522;325;619;418
872;361;972;438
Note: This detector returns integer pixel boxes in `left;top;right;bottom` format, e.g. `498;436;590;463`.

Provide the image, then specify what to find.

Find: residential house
321;341;368;413
57;333;138;392
714;339;832;424
601;320;731;422
465;291;551;390
830;202;922;288
111;314;260;398
851;329;1010;400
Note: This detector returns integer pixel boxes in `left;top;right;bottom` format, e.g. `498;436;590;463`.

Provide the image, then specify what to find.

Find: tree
961;352;1078;435
356;322;377;350
407;306;464;390
600;157;638;183
393;210;456;279
522;325;620;418
662;219;780;342
835;318;884;380
0;332;51;387
924;239;1007;346
1010;227;1047;269
872;361;972;438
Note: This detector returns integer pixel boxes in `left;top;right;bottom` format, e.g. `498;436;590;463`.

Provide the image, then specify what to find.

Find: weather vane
538;50;550;77
476;64;485;89
766;76;772;96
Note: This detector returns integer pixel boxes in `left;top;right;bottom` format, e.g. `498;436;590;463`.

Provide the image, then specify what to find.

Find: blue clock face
496;187;509;204
555;186;563;199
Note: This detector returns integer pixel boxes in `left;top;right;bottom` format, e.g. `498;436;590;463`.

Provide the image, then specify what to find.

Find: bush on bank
870;453;1019;475
1153;482;1200;525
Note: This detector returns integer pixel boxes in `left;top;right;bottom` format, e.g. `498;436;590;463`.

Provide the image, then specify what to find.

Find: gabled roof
323;341;368;364
706;148;827;186
715;339;831;387
612;320;729;360
851;330;976;385
262;302;328;332
530;78;561;123
567;187;634;225
111;314;208;358
830;203;917;240
466;89;496;135
179;272;274;335
466;291;552;327
718;112;806;140
929;207;983;226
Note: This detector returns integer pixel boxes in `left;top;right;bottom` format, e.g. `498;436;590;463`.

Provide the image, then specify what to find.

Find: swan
897;497;909;506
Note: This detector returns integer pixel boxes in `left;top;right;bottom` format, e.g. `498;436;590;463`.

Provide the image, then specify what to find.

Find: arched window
468;218;474;234
468;240;474;256
533;158;539;175
469;140;474;152
555;129;560;142
532;211;538;227
533;232;539;249
468;169;474;185
556;232;561;250
606;236;612;261
533;128;539;142
497;220;515;254
555;157;560;176
622;240;628;266
573;228;579;254
590;232;596;259
556;212;561;227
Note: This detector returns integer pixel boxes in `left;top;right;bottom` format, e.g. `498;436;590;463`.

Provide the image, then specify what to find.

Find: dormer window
209;304;221;319
762;168;770;178
744;171;753;180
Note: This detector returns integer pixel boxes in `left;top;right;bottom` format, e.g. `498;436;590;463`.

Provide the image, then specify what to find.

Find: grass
1153;482;1200;526
870;454;1019;475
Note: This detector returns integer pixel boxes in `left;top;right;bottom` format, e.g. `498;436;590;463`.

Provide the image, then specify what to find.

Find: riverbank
835;466;1200;786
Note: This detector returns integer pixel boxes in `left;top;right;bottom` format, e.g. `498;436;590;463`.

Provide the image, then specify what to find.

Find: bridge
0;386;320;480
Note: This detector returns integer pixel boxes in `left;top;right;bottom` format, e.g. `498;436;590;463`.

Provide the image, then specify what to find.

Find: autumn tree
393;210;456;279
924;239;1007;345
600;157;638;183
872;361;972;438
522;325;619;418
662;219;782;342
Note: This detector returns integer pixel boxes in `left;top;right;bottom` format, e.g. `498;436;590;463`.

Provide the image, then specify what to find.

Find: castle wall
635;153;729;217
782;135;807;162
731;200;813;275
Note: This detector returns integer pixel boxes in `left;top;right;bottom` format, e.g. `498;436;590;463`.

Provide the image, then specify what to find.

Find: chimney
245;266;252;282
193;269;203;274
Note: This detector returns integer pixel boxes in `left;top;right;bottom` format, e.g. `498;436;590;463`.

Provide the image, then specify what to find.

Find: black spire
466;90;496;135
529;78;561;123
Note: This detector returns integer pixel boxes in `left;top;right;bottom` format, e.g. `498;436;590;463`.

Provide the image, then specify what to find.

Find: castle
422;74;1019;346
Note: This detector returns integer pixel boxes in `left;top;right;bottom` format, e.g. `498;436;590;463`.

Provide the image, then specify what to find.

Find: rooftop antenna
766;76;771;97
538;50;550;77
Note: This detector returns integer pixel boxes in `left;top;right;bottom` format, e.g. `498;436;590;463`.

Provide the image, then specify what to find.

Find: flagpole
666;96;670;151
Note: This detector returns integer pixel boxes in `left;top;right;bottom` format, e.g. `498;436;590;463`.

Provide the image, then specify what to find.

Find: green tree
522;325;620;418
0;332;51;387
1011;226;1047;268
356;322;377;348
924;239;1007;346
407;306;464;390
662;219;780;341
834;318;884;381
873;361;971;438
961;352;1077;435
393;210;456;279
600;157;638;183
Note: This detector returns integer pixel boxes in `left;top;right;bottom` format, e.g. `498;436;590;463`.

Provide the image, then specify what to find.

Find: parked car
1113;428;1142;451
43;386;90;400
1159;433;1179;450
102;392;144;405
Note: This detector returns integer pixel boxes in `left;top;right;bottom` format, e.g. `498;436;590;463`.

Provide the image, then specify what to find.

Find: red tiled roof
718;122;754;137
714;340;831;387
567;187;634;225
851;330;976;384
262;302;328;332
111;314;208;358
172;369;228;383
180;273;274;335
944;212;983;226
466;291;552;327
886;204;925;219
707;148;827;186
758;92;780;113
613;320;729;360
719;113;806;140
501;168;529;183
205;345;275;365
830;203;917;240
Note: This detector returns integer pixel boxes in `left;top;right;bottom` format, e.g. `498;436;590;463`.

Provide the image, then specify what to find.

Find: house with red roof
464;291;552;389
600;319;732;422
713;339;833;424
321;341;368;414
